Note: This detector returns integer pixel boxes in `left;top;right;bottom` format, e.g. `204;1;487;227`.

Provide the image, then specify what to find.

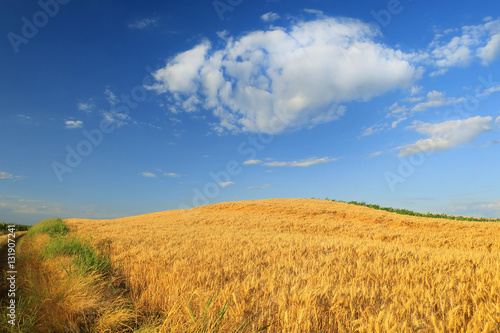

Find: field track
65;199;500;332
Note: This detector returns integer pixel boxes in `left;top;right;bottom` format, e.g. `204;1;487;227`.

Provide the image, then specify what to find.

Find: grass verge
0;218;134;332
41;235;114;276
26;218;69;238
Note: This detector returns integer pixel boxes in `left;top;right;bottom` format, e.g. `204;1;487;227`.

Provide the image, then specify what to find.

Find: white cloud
128;17;159;30
148;17;419;134
164;172;181;178
361;123;387;137
261;12;280;22
479;85;500;97
0;172;24;181
411;91;465;112
17;114;31;119
388;102;408;114
496;115;500;125
391;117;407;128
444;199;500;219
429;68;448;77
243;159;263;165
219;181;235;187
428;19;500;73
431;36;475;69
0;196;62;215
64;120;83;129
477;33;500;64
247;184;272;189
78;100;95;113
404;97;423;103
140;172;158;178
0;195;125;219
480;201;500;208
102;111;131;128
367;151;383;159
148;42;210;94
397;116;493;156
263;157;338;167
409;85;423;96
303;9;324;16
104;88;119;106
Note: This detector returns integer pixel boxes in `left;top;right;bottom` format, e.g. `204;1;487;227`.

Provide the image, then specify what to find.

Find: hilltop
12;199;500;332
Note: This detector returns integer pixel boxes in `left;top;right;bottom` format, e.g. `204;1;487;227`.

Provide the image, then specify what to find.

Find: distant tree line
324;199;500;222
0;222;31;231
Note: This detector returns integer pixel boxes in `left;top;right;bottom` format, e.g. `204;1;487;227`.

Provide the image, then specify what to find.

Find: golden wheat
13;232;135;332
65;199;500;332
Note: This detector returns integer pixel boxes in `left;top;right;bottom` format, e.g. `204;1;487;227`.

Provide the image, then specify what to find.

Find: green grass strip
27;218;69;238
28;218;113;276
42;235;113;276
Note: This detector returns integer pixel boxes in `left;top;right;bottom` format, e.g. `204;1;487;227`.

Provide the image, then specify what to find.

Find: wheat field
65;199;500;332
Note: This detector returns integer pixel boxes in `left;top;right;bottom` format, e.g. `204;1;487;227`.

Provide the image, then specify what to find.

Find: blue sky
2;0;500;225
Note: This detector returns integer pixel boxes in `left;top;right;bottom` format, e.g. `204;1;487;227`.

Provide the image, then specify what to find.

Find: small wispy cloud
397;116;493;156
260;12;280;22
263;157;339;167
0;171;25;181
219;181;235;187
78;100;96;113
479;201;500;209
388;102;409;115
104;88;119;106
247;184;272;189
478;84;500;97
411;91;465;112
102;111;131;128
367;151;383;159
140;172;158;178
17;114;31;119
243;159;263;165
65;120;83;129
128;17;159;30
0;195;124;218
391;117;407;129
482;140;500;147
0;196;61;214
164;172;181;178
361;123;388;137
303;8;324;16
427;19;500;74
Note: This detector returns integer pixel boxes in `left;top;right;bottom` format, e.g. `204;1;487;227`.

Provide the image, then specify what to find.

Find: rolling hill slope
65;199;500;332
